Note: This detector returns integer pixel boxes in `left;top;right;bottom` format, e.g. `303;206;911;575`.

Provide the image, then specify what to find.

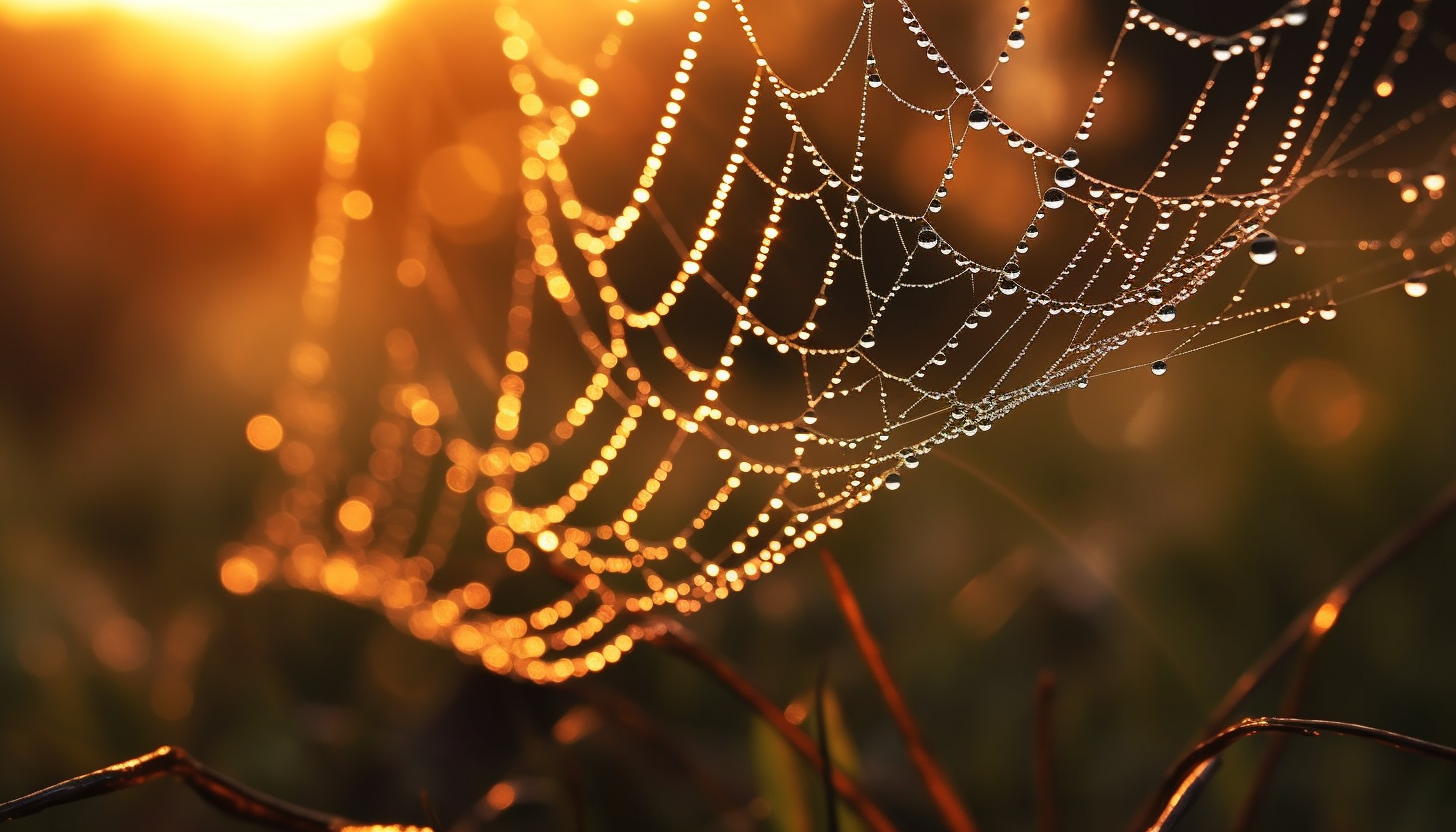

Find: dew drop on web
1249;231;1279;265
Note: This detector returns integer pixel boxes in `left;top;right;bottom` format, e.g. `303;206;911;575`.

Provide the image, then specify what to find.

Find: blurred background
1;1;1454;831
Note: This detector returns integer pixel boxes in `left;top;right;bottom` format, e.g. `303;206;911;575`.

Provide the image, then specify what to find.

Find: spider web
223;0;1456;682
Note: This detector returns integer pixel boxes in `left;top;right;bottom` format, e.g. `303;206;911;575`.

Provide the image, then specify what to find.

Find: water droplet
1053;167;1078;188
794;425;815;442
968;107;991;130
1146;287;1163;304
917;226;939;249
1248;231;1279;265
846;188;861;203
1003;261;1021;280
1318;301;1337;321
1043;188;1066;209
1076;375;1090;389
999;278;1018;295
928;198;943;213
1025;223;1040;238
868;73;882;88
1283;7;1309;26
1157;304;1176;322
1007;31;1026;49
1405;276;1429;297
859;333;876;349
801;408;818;425
1061;148;1080;168
884;472;903;490
1151;359;1168;376
902;451;920;468
975;303;992;317
1212;45;1232;62
785;466;804;483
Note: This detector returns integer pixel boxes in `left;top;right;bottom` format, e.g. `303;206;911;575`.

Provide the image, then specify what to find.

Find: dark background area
1;1;1454;831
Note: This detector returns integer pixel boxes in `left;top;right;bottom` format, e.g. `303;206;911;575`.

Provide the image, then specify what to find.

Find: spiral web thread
224;0;1456;682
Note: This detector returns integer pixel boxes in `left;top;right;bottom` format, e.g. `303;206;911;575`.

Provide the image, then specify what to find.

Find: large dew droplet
1060;148;1080;168
968;107;991;130
1007;31;1026;49
1156;304;1176;323
883;472;903;490
1248;231;1279;265
1151;359;1168;376
1054;167;1078;188
917;226;939;249
1042;187;1066;209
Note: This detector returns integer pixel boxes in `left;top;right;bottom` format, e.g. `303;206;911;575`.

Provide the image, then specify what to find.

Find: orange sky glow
0;0;393;39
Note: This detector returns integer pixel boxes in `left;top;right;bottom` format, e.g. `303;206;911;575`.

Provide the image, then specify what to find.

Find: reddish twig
818;550;979;832
1139;717;1456;831
1220;480;1456;830
1204;479;1456;733
652;627;902;832
0;745;424;831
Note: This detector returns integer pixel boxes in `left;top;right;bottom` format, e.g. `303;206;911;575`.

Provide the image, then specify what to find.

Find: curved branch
1140;717;1456;831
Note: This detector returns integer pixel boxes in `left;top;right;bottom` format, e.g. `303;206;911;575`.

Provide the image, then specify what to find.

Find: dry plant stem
1130;479;1456;830
1139;717;1456;831
0;746;376;831
1223;481;1456;830
816;666;841;832
572;682;751;825
1204;478;1456;734
1229;640;1317;832
818;549;980;832
652;627;902;832
1034;672;1059;832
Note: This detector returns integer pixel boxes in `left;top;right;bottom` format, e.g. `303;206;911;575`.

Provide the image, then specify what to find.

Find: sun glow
0;0;392;39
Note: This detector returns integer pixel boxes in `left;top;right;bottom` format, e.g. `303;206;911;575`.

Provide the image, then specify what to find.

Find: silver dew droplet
1156;304;1176;323
884;472;903;490
1248;231;1279;265
968;107;991;130
1054;166;1078;188
1042;187;1066;209
1060;148;1080;168
1007;31;1026;49
1151;359;1168;376
917;226;939;249
801;408;818;425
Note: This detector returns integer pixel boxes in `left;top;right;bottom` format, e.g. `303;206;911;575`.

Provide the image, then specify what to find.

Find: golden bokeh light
417;144;503;230
219;555;262;595
245;414;284;451
337;36;373;71
1270;359;1367;447
337;498;374;532
341;189;373;220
